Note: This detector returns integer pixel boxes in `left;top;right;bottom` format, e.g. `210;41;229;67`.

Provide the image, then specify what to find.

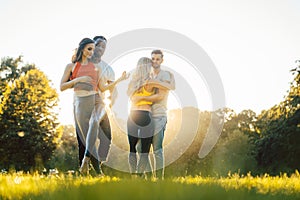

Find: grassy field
1;171;300;200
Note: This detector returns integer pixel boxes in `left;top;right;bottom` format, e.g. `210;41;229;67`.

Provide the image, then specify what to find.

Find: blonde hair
127;57;152;96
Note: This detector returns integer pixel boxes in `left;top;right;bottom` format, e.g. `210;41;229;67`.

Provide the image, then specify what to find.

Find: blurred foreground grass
1;171;300;200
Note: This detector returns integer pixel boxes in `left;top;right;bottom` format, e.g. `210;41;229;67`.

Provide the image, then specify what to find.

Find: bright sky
0;0;299;125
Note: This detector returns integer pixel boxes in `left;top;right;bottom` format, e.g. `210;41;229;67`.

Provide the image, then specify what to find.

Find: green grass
1;172;300;200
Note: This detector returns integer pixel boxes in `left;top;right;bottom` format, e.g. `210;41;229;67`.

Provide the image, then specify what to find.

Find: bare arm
130;71;175;104
127;79;171;98
60;63;75;91
98;71;129;92
145;80;174;90
145;71;175;90
60;63;92;91
131;88;168;104
144;88;168;102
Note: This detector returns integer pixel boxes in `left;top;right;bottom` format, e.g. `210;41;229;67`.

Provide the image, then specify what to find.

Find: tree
0;59;61;171
251;64;300;174
197;109;257;176
221;108;237;138
0;56;35;99
48;125;78;171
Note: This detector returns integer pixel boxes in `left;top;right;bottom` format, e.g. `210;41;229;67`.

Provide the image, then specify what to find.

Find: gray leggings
73;93;106;160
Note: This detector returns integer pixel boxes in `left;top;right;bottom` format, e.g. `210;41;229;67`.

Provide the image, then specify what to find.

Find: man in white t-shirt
90;36;116;175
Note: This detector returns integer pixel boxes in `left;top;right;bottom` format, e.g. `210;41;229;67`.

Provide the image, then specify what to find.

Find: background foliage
0;56;61;171
0;56;299;177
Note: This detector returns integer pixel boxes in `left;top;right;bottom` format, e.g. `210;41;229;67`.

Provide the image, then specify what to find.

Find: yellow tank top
133;86;154;106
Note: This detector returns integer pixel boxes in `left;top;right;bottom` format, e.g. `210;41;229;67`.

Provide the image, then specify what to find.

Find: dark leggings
128;135;152;154
128;110;153;153
127;110;153;174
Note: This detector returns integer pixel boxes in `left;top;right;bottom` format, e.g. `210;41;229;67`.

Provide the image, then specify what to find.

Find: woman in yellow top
127;57;169;177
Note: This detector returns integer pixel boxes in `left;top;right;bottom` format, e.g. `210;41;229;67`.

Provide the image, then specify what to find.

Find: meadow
1;171;300;200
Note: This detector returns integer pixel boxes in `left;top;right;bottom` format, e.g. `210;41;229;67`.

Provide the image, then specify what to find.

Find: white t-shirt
99;60;115;82
99;60;117;105
151;68;175;117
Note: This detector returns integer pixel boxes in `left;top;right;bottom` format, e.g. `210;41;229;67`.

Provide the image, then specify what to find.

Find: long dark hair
73;38;94;63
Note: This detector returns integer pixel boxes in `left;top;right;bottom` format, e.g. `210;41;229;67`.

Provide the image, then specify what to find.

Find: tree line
167;63;299;176
0;56;299;176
